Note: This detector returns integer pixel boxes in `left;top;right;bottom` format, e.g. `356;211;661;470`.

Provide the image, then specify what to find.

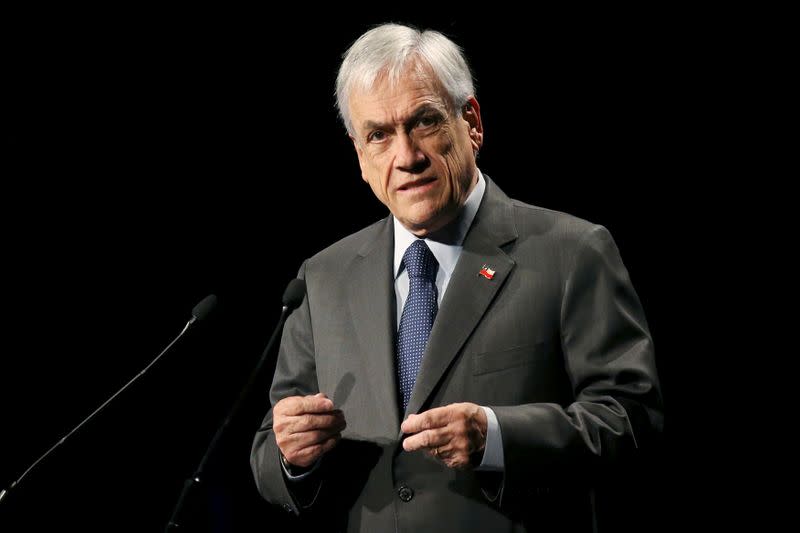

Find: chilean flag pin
478;265;495;280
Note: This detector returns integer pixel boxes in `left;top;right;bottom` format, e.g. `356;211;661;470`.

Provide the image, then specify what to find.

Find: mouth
397;177;437;192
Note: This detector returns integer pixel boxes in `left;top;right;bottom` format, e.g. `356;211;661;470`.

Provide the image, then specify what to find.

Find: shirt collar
394;170;486;279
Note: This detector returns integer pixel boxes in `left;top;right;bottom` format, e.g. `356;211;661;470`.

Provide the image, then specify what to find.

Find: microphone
282;278;306;311
192;294;218;321
165;279;306;532
0;294;218;505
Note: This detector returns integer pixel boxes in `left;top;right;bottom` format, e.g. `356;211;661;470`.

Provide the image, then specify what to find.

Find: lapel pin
478;265;495;280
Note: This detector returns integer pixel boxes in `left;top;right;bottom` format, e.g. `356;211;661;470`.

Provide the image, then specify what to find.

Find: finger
299;393;336;414
294;429;342;449
279;394;335;416
402;428;447;452
289;410;346;434
279;428;341;457
319;434;339;454
401;406;451;434
424;445;451;461
291;435;340;466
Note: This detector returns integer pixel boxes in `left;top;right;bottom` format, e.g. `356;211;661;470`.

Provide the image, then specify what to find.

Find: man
252;23;662;532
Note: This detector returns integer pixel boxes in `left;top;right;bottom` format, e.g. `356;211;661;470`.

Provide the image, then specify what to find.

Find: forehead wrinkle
353;63;449;133
361;100;446;132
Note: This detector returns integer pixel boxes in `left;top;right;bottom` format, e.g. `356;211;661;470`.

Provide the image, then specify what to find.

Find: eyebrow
361;104;444;133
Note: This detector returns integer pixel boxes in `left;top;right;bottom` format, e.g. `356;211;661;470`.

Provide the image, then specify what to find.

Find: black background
1;9;730;533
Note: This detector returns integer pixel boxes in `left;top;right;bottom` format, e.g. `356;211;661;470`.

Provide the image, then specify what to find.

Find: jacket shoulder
509;197;603;243
304;216;389;273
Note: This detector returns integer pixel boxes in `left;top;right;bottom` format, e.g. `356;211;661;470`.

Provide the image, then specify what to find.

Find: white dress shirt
393;171;504;472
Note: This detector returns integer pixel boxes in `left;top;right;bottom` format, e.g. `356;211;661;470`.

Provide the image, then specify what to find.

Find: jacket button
398;485;414;502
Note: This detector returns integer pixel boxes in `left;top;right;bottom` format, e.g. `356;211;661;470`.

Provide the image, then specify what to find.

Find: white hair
335;23;475;136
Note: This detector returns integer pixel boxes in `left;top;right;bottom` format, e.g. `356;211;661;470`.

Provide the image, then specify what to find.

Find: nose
394;133;428;174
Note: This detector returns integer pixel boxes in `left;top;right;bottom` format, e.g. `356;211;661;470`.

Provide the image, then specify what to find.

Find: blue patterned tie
396;240;439;411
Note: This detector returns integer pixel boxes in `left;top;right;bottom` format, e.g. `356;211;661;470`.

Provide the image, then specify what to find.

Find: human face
349;65;483;236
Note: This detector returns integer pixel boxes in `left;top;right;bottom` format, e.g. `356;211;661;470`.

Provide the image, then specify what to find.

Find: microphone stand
164;299;297;531
0;297;214;506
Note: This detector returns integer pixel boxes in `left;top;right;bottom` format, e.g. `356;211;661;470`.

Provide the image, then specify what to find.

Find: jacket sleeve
492;224;663;500
250;261;324;515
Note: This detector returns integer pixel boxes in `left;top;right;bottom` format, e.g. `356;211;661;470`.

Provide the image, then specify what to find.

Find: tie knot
402;240;438;280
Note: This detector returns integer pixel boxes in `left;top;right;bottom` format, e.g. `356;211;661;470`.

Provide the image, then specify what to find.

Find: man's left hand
401;402;488;469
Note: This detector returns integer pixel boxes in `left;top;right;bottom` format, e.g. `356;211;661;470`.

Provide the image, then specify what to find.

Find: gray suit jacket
251;177;663;532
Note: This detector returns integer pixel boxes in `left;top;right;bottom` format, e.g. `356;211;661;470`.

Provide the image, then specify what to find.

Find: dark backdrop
2;10;719;533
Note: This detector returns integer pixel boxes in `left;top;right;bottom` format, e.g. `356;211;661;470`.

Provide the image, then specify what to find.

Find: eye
417;115;440;128
367;130;387;143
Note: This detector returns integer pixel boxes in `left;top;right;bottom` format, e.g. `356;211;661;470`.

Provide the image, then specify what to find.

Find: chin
398;216;433;235
396;199;453;233
406;215;448;236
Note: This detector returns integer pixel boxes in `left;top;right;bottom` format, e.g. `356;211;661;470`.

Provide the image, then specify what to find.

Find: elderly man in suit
251;23;663;532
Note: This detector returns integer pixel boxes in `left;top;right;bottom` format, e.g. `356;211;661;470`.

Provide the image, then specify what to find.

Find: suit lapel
348;218;402;429
405;179;518;417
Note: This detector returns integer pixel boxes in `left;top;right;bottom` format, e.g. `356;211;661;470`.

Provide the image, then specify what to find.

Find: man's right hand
273;393;346;468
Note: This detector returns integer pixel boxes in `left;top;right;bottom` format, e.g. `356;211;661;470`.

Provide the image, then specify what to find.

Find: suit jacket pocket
473;342;546;376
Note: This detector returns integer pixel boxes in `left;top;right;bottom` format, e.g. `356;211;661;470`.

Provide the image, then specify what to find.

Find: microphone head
192;294;218;321
282;279;306;311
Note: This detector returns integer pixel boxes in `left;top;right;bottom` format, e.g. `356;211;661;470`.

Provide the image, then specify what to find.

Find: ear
349;134;369;183
462;96;483;154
